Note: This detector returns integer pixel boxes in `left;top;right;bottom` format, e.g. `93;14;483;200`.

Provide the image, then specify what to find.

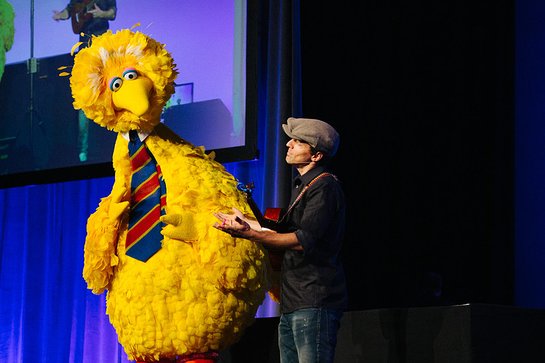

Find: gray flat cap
282;117;340;157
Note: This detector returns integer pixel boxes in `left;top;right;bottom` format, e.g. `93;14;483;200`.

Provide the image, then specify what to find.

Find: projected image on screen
0;0;255;186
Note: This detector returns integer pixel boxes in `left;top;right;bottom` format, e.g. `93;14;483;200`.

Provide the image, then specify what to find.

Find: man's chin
287;159;312;167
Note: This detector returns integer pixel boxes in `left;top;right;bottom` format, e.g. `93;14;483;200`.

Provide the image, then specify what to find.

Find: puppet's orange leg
177;352;219;363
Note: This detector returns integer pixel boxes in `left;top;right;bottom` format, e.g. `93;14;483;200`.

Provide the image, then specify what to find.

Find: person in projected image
52;0;117;162
213;117;349;363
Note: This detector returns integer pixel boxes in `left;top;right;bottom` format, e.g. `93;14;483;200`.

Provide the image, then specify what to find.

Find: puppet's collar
121;130;150;142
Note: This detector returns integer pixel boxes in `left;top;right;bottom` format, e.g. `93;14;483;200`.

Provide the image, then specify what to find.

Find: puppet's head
70;29;178;134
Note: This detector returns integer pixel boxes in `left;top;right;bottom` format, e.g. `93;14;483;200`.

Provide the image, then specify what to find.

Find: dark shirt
277;165;349;314
67;0;116;41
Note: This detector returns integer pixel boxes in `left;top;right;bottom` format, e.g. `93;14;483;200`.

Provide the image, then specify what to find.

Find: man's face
285;138;313;166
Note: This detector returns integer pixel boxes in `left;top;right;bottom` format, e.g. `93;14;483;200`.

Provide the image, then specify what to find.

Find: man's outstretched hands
213;207;254;238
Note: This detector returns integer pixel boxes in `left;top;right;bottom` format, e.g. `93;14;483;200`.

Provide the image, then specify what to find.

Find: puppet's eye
109;77;123;92
123;68;138;81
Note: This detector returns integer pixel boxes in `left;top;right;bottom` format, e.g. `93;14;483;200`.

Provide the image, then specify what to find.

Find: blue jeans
278;308;343;363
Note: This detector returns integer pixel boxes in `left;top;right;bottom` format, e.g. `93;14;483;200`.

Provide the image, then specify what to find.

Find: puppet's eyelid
123;68;138;80
109;77;123;92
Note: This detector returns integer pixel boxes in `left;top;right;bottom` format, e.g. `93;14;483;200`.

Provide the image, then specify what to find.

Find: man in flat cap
214;117;348;363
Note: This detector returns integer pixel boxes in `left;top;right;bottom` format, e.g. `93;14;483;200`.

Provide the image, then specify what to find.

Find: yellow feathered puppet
70;29;271;363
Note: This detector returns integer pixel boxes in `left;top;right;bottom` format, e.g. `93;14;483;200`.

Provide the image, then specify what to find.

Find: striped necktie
126;130;167;262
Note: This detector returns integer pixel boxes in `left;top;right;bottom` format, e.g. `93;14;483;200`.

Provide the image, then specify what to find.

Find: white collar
121;130;150;142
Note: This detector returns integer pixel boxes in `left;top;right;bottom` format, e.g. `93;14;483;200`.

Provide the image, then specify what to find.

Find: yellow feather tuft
70;42;83;56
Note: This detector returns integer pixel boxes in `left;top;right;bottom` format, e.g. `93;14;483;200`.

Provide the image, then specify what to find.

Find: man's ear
311;151;324;162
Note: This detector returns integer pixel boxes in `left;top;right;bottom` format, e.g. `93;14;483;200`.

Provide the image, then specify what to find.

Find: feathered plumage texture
70;28;176;134
71;29;271;362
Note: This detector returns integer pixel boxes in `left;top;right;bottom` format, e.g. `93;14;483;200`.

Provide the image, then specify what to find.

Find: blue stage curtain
0;1;302;361
0;178;129;362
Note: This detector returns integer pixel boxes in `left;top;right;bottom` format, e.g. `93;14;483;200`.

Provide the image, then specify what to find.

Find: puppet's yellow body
71;29;270;362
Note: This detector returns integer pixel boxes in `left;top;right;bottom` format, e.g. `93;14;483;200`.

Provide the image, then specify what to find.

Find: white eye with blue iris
109;77;123;92
108;68;139;92
123;68;138;80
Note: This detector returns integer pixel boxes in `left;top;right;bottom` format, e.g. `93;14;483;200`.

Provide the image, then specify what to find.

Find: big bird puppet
69;28;271;363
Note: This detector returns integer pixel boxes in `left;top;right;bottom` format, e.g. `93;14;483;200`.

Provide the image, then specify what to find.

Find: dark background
300;1;514;310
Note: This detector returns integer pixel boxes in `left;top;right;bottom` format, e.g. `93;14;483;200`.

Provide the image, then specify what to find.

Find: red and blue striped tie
126;130;166;262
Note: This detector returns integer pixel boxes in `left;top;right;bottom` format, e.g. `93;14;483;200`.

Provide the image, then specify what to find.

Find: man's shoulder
308;172;344;198
315;171;341;185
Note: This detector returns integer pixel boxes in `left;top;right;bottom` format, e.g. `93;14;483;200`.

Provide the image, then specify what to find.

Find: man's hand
52;9;68;21
87;4;104;18
213;211;252;238
88;4;116;19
